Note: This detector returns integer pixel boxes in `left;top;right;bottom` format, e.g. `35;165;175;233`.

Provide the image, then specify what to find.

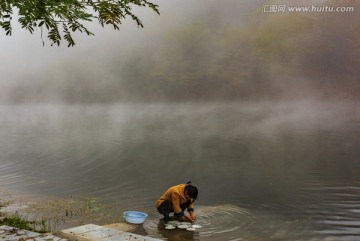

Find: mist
1;0;359;104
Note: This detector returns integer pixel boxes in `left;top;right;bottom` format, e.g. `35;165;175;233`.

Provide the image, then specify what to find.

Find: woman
156;181;198;223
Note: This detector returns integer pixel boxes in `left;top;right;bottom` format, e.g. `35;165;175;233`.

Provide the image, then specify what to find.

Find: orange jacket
156;184;194;214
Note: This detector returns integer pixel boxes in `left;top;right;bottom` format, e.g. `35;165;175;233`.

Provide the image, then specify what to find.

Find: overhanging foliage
0;0;159;47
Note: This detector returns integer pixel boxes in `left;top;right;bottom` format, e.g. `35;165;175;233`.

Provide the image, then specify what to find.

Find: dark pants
157;200;191;216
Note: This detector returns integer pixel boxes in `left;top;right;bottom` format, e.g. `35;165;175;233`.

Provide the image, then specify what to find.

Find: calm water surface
0;101;359;241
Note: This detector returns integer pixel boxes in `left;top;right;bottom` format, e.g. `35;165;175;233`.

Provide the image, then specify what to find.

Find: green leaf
1;0;160;47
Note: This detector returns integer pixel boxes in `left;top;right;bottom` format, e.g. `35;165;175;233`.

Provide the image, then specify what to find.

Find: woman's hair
185;181;198;201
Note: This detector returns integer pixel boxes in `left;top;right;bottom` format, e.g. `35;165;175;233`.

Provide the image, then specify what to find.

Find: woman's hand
189;211;196;221
184;214;193;222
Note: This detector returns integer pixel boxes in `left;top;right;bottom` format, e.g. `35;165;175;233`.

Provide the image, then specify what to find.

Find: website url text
262;5;355;13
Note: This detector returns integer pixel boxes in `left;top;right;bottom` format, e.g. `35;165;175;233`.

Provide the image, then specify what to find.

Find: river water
0;101;359;241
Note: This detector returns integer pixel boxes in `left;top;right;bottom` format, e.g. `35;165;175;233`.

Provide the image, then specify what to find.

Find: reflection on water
0;101;359;240
145;205;249;241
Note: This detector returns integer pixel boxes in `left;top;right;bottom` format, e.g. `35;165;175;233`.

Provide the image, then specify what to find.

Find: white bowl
123;211;148;224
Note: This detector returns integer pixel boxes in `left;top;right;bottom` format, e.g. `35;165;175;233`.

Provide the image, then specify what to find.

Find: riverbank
0;199;160;241
0;223;161;241
0;225;67;241
0;191;124;233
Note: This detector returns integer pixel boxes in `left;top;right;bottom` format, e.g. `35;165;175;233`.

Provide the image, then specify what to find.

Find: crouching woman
156;182;198;223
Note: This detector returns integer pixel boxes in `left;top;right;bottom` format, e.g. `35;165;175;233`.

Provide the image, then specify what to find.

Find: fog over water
1;0;359;103
1;0;360;240
0;101;359;241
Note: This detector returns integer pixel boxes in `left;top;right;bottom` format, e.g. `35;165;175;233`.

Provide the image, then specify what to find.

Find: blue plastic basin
123;211;148;224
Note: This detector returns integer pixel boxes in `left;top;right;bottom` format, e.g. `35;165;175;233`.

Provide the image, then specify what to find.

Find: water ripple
143;204;257;241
